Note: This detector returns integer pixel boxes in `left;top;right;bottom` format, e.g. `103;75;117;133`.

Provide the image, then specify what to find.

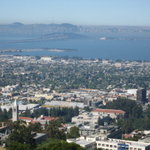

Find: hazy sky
1;0;150;26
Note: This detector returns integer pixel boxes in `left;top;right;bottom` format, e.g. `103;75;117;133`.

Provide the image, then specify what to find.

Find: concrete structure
67;137;96;150
1;103;39;112
72;112;99;125
95;138;150;150
71;136;150;150
79;125;121;139
43;101;84;109
127;89;137;96
33;133;47;144
18;104;39;112
12;100;19;122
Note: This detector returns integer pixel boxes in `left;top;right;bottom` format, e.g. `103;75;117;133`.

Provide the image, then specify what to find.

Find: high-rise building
12;100;19;122
136;88;147;104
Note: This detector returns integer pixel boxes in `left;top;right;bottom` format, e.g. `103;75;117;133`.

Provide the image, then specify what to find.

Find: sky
0;0;150;26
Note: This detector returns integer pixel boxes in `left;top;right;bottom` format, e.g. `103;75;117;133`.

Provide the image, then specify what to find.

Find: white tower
12;100;19;122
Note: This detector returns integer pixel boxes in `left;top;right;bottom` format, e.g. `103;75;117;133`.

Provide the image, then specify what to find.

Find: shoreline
0;48;77;53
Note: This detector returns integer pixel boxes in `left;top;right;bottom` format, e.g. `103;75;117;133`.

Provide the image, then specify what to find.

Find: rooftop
92;109;125;114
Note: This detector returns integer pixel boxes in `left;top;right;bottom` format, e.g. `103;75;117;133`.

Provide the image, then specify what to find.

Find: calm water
0;34;150;60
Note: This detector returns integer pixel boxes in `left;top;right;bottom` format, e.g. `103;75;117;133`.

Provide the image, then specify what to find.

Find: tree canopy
6;120;35;150
106;98;150;133
106;97;143;118
67;126;80;139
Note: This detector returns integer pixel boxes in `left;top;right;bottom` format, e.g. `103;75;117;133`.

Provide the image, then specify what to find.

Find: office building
136;88;147;104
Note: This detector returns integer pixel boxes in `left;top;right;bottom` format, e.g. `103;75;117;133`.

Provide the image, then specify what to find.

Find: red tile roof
19;116;59;124
19;117;33;121
92;108;125;114
42;116;58;121
31;120;39;124
123;134;133;139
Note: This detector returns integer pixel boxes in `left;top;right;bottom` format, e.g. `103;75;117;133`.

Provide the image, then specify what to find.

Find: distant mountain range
0;23;80;35
0;22;150;35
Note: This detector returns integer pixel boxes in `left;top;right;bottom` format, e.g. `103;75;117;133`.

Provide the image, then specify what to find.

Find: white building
95;138;150;150
1;103;39;112
69;136;150;150
72;112;99;125
43;101;84;109
67;137;96;150
40;57;52;62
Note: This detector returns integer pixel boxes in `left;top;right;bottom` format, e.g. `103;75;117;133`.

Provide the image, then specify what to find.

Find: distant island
42;32;86;40
99;36;150;41
0;48;77;53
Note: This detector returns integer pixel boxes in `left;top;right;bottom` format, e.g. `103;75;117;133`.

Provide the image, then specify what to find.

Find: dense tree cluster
5;120;86;150
6;121;35;150
45;120;66;140
21;107;79;122
67;126;80;139
0;108;12;123
106;98;143;118
105;98;150;133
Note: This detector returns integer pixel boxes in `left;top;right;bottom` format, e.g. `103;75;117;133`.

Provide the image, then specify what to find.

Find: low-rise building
19;115;58;128
33;133;48;144
92;109;125;119
79;125;121;139
69;136;150;150
43;101;84;109
72;112;99;125
67;137;96;150
95;138;150;150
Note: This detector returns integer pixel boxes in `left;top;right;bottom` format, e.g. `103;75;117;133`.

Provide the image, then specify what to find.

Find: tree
0;108;12;122
67;126;80;139
28;122;42;133
45;120;66;140
106;98;143;118
144;104;150;119
6;142;31;150
6;121;35;150
105;98;144;133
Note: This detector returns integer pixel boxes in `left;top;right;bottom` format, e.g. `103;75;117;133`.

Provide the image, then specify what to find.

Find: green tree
144;105;150;118
106;98;143;118
6;121;35;149
67;126;80;138
0;108;12;122
45;120;66;140
6;141;32;150
28;122;43;133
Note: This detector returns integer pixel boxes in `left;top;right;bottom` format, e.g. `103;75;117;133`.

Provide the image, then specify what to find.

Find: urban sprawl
0;55;150;150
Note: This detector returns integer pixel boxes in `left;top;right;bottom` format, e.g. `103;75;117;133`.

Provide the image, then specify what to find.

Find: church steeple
12;100;19;122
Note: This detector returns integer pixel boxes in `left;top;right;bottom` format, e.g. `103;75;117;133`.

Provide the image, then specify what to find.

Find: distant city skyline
1;0;150;26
